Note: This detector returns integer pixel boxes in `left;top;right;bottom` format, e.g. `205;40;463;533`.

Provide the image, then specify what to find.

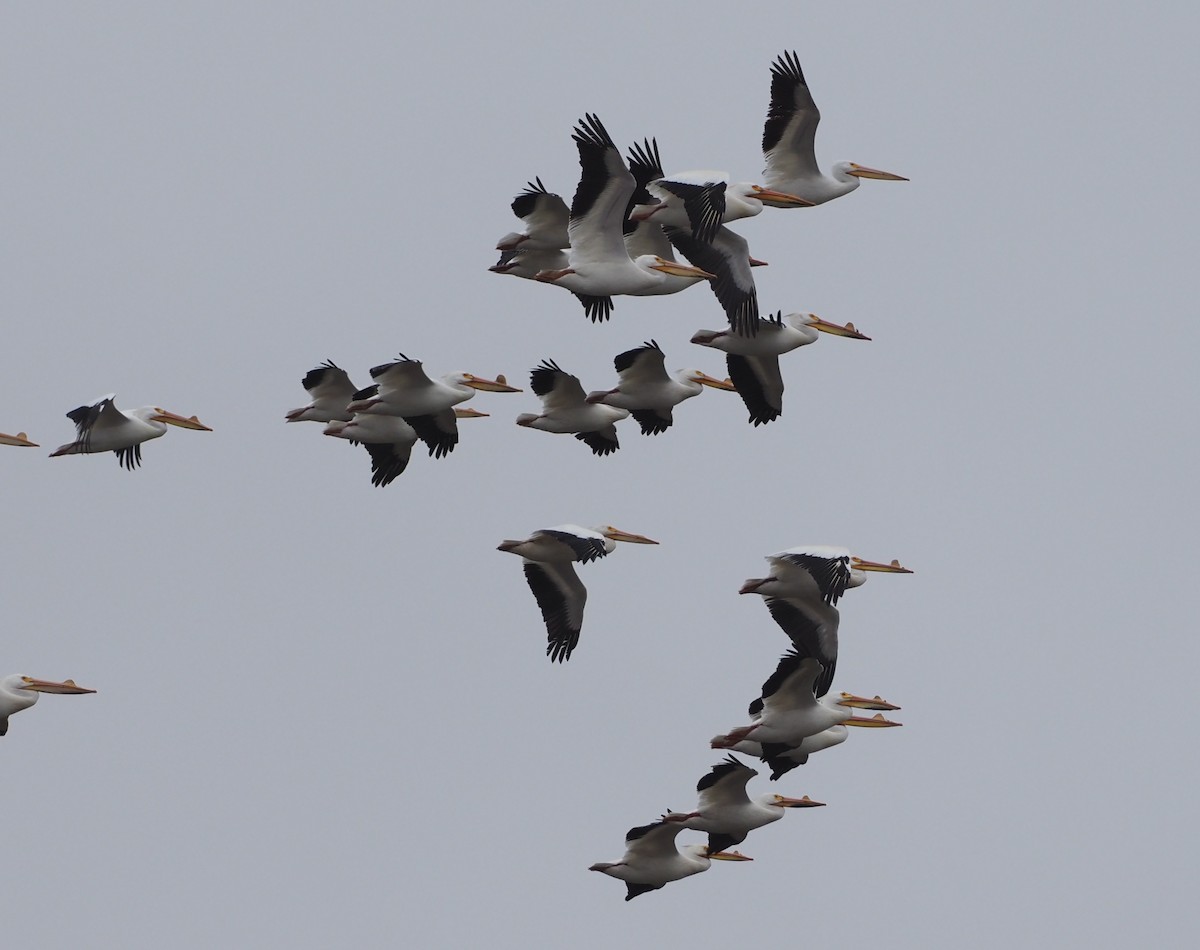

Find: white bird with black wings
49;394;211;469
516;359;630;455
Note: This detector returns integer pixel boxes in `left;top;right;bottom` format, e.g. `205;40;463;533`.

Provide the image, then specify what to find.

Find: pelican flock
8;47;913;905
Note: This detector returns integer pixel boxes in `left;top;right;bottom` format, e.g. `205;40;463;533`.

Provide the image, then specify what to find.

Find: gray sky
2;2;1197;946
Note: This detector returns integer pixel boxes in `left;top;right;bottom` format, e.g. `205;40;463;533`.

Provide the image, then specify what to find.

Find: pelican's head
791;313;872;341
740;183;814;209
598;525;659;545
12;676;96;695
680;369;737;391
454;373;522;394
849;556;913;588
149;408;212;431
640;256;716;281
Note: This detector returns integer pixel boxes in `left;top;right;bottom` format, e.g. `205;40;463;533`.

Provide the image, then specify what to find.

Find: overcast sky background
2;2;1197;946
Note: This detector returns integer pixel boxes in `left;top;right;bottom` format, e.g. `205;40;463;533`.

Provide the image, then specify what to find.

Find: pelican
724;725;851;780
739;546;913;697
0;431;38;447
711;653;900;750
346;355;519;458
490;242;617;324
0;675;95;736
585;340;735;435
324;408;488;486
516;359;629;456
49;395;212;469
589;819;751;901
691;311;870;425
495;177;569;252
761;50;907;205
285;360;358;423
663;224;761;337
662;755;824;853
497;523;657;662
626;137;811;244
533;115;715;310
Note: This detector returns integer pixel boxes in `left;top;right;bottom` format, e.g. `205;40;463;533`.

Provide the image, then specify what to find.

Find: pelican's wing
511;178;569;248
529;359;587;411
575;427;620;456
302;361;357;404
622;820;684;861
758;652;822;716
762;50;821;187
522;560;588;662
623;138;675;259
404;409;459;459
613;340;669;385
535;528;610;563
726;354;783;426
650;177;727;246
762;597;839;697
369;355;430;394
362;442;412;487
696;755;757;809
663;225;758;337
771;551;854;606
65;395;123;449
567;114;635;267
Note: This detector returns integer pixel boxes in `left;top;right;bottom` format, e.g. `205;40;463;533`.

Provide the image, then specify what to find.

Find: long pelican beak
0;431;38;447
837;692;901;711
809;316;872;340
462;374;522;393
707;850;753;862
650;259;717;280
696;373;738;391
843;713;902;727
847;163;908;181
152;410;212;431
19;677;96;695
752;186;814;207
453;407;489;418
774;795;824;808
851;557;913;574
602;527;659;545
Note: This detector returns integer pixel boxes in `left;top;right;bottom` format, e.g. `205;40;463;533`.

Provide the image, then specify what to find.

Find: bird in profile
0;674;95;736
285;360;359;423
50;394;211;469
498;523;658;662
323;407;488;487
589;819;751;901
516;359;629;456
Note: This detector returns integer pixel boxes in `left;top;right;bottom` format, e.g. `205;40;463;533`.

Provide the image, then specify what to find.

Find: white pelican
724;725;851;780
49;395;212;469
533;115;715;309
324;408;488;486
663;755;823;853
691;311;870;425
589;819;751;901
516;359;629;456
711;653;900;750
585;340;735;435
0;431;38;447
761;50;907;205
663;224;761;337
497;523;657;662
346;355;519;458
490;245;615;323
625;137;811;244
740;546;913;697
495;177;569;252
285;360;359;423
1;675;95;736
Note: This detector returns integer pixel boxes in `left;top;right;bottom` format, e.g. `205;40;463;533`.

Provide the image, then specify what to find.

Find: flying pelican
761;50;907;205
711;653;900;750
285;360;359;423
739;546;913;697
585;340;735;435
0;675;95;736
346;355;519;458
691;311;870;425
324;408;488;487
495;177;569;252
49;395;212;469
497;523;657;662
516;359;629;456
589;819;751;901
0;431;38;447
663;224;761;337
662;755;824;853
532;115;715;311
723;725;852;780
625;137;811;244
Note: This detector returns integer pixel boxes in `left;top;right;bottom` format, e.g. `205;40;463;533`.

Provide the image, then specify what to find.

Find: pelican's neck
0;678;38;719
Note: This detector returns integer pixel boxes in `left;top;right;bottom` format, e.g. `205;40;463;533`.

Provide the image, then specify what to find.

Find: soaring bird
722;725;852;780
0;675;95;736
585;340;735;435
761;50;907;205
323;408;488;487
711;653;900;750
346;355;519;458
497;523;657;662
495;177;569;252
663;755;823;853
532;115;715;316
516;359;629;456
0;431;38;447
49;395;211;469
664;224;762;338
691;311;870;425
589;819;751;901
285;361;359;423
625;137;811;244
739;545;913;697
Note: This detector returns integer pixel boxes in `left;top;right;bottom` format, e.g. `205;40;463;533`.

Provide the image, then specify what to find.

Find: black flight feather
726;354;780;426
